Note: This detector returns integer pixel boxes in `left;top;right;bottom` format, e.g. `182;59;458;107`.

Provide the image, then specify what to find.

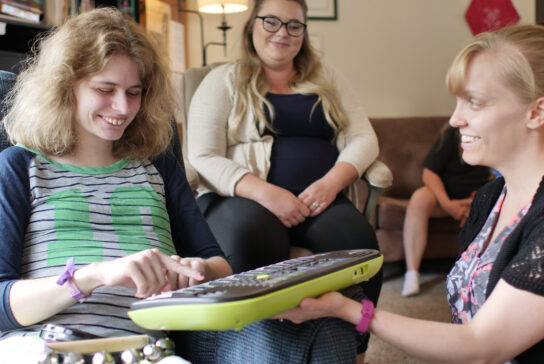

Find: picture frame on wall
307;0;337;20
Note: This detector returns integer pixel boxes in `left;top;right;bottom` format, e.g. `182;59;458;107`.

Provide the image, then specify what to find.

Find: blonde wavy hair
4;7;175;160
230;0;347;141
447;24;544;105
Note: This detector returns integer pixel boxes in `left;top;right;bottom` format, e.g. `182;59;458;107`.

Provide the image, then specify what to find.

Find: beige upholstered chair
177;63;393;257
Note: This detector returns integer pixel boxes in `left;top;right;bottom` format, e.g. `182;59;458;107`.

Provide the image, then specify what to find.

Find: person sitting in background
187;0;381;351
401;125;491;296
187;1;381;359
188;0;380;272
277;24;544;363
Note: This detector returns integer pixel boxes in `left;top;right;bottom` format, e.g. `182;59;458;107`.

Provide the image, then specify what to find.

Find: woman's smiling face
73;53;143;148
449;50;532;170
252;0;305;70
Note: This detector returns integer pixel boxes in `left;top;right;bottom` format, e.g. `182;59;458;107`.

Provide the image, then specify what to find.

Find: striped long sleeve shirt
0;145;224;338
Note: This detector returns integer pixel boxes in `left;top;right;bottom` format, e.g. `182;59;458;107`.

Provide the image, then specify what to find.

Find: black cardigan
459;176;544;363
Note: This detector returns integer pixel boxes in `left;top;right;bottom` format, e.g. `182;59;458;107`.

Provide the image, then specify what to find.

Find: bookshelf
0;0;188;74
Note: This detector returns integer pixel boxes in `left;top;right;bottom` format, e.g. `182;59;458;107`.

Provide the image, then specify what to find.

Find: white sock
401;270;420;296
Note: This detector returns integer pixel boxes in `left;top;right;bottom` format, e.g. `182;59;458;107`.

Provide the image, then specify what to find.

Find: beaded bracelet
355;298;374;333
56;258;89;303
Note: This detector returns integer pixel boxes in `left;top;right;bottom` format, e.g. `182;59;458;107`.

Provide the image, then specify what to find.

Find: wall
182;0;535;117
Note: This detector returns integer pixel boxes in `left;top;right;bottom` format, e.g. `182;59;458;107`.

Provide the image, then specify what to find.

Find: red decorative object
465;0;520;35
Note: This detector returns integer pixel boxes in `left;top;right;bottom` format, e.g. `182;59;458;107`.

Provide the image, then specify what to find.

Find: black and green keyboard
128;249;383;331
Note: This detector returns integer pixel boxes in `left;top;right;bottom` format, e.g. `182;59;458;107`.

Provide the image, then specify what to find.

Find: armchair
177;63;393;232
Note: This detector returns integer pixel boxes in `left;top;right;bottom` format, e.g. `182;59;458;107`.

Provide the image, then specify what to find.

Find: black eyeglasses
256;16;306;37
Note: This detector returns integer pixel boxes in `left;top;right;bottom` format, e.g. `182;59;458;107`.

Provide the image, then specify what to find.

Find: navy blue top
264;93;338;195
423;126;491;199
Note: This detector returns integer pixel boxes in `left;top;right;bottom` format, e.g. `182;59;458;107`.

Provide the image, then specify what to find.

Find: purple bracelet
355;299;374;333
56;258;89;303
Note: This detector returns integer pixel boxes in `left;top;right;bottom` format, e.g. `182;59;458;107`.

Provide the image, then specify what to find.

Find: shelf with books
0;12;44;26
0;0;42;23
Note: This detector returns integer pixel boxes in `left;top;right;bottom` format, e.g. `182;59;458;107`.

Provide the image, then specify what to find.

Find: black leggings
197;193;382;305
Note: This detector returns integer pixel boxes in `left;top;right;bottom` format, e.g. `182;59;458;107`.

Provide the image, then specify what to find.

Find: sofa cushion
370;117;449;199
376;198;406;230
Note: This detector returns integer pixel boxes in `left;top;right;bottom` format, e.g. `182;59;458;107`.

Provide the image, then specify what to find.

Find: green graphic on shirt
45;186;175;267
46;189;101;266
110;186;175;256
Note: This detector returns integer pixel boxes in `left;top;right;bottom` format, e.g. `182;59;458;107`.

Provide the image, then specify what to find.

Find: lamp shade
198;0;248;14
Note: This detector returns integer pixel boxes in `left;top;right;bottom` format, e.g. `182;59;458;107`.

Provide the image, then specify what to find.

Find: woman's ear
527;97;544;130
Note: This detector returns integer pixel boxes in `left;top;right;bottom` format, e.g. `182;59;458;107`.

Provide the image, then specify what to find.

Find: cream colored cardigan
187;63;378;208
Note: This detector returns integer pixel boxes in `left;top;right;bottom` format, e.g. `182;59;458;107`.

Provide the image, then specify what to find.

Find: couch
370;117;463;263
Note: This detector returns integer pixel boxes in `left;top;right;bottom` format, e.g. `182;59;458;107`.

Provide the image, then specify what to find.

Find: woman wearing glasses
188;0;379;330
188;0;381;362
187;0;381;361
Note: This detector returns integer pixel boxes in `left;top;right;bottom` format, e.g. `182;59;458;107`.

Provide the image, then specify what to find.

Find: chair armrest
177;63;224;193
363;160;393;189
362;160;393;223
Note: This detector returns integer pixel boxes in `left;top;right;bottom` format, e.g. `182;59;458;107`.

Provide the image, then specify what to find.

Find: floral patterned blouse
446;186;533;323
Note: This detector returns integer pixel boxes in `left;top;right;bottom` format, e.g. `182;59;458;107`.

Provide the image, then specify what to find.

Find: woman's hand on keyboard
87;249;205;298
168;255;207;288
